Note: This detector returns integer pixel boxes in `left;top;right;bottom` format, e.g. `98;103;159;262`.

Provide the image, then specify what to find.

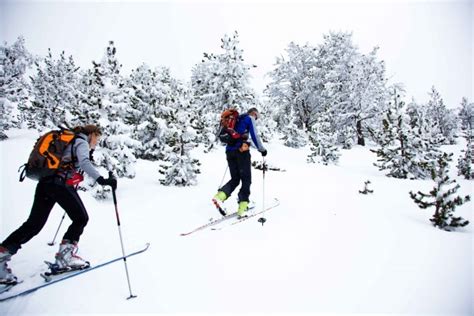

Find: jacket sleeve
74;139;101;181
248;116;266;152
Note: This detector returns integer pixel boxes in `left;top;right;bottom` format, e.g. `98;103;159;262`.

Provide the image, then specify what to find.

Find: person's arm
74;139;101;180
248;116;266;153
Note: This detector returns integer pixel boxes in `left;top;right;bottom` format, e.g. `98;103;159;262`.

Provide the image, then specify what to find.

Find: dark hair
247;107;259;115
73;124;102;136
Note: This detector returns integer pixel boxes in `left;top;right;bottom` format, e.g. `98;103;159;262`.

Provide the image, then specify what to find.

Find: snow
1;129;472;315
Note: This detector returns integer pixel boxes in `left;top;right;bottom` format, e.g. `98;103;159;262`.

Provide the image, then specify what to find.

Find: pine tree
457;132;474;179
371;88;441;179
158;108;200;186
27;49;80;130
410;152;470;231
307;109;340;164
425;86;458;144
0;36;34;139
126;65;184;161
77;41;139;199
458;97;473;132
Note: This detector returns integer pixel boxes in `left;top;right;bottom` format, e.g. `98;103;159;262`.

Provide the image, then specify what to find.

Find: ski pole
258;157;267;226
218;165;229;190
48;212;66;246
109;171;137;300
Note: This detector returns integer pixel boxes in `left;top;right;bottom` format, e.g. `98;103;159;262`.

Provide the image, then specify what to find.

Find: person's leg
1;182;56;255
237;151;252;203
52;185;89;243
51;184;89;268
219;151;241;198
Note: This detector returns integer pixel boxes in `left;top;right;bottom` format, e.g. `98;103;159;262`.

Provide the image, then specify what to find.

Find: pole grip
109;171;118;205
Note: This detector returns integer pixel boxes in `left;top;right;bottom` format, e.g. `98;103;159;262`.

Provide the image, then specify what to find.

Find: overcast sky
1;0;472;108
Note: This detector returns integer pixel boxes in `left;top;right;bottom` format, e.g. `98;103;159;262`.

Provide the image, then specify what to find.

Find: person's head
247;107;259;120
74;124;102;149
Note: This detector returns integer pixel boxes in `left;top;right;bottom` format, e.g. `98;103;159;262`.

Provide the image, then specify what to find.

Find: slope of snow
0;129;472;315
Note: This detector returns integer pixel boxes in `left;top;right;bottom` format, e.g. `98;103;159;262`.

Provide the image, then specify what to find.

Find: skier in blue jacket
213;107;267;217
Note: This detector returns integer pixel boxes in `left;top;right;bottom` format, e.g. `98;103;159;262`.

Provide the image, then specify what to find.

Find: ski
0;243;150;303
181;212;240;236
0;281;22;295
40;261;91;282
180;203;257;236
228;198;280;227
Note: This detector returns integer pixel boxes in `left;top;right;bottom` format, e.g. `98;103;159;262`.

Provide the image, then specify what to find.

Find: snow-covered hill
0;129;472;315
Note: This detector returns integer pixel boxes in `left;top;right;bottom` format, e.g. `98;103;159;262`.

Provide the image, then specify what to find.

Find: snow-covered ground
0;129;472;315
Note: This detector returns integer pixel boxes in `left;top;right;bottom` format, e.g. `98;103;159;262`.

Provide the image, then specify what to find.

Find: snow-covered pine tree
457;132;474;179
78;41;139;199
191;31;257;148
158;107;200;186
72;66;104;125
307;108;340;164
410;152;470;231
27;49;80;130
94;41;139;177
281;114;308;148
457;98;474;179
0;36;34;139
425;86;458;144
458;97;473;132
127;65;185;161
371;87;439;179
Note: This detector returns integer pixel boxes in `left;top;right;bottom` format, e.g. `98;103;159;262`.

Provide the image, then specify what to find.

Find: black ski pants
220;149;252;203
1;179;89;255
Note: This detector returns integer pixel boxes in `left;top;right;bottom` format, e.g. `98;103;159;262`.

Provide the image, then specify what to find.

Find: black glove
97;176;117;190
261;149;268;157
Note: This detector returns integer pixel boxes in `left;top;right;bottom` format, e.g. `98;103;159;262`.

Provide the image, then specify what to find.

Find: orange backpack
19;129;77;181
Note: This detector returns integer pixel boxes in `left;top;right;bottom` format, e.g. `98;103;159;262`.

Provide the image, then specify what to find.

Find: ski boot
237;201;249;219
0;245;17;285
45;240;90;276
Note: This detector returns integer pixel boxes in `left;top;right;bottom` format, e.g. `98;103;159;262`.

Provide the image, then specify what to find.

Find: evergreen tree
191;31;257;147
127;65;184;161
158;107;200;186
410;152;470;231
457;132;473;179
307;108;340;164
282;116;308;148
371;88;442;179
0;36;34;139
425;86;458;144
458;97;473;132
95;41;139;177
78;41;139;198
27;49;80;130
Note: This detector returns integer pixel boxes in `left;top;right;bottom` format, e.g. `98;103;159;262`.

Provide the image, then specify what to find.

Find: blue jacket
226;114;266;152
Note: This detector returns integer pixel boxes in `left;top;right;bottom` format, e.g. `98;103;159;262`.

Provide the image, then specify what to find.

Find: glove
97;176;117;190
261;149;268;157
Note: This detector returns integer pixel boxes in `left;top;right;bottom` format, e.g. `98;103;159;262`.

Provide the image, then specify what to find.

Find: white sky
1;0;472;108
